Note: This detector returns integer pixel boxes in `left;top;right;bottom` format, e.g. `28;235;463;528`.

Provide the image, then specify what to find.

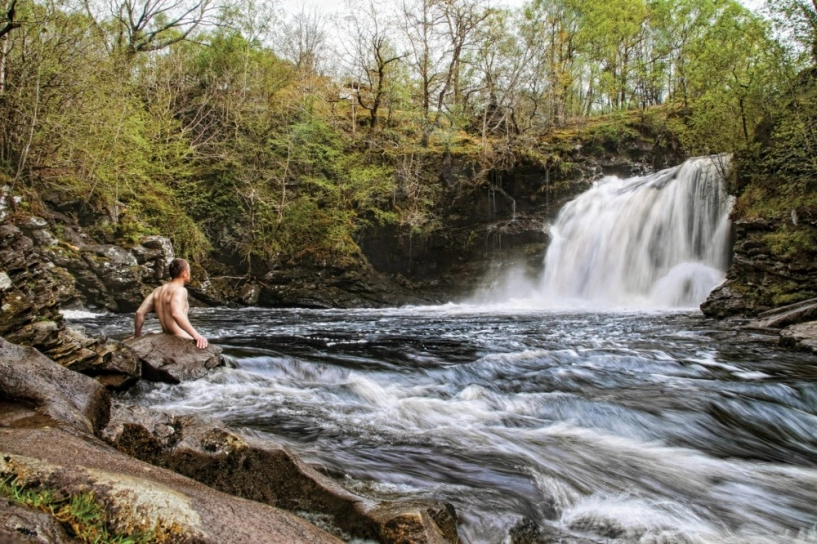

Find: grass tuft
0;476;153;544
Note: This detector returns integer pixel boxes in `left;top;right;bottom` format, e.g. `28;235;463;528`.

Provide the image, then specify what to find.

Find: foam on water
61;308;107;319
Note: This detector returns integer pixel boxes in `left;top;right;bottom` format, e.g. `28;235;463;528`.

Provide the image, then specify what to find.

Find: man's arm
134;291;155;338
170;289;208;349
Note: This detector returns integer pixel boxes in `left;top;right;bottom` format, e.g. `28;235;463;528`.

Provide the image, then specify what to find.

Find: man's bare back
150;283;193;338
132;258;208;349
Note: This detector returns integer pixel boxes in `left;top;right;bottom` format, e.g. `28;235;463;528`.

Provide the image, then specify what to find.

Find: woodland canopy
0;0;810;267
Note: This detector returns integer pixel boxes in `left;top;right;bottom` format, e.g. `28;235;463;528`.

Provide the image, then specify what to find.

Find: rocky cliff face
702;71;817;320
702;216;817;318
0;207;155;387
359;125;684;300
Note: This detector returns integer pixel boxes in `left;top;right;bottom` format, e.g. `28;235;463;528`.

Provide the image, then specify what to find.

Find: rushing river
69;306;817;544
65;157;817;542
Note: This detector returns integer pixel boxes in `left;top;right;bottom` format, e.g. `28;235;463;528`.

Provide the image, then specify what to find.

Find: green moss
761;229;817;260
0;476;153;544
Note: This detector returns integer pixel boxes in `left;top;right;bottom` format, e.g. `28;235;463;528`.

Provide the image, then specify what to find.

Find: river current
70;305;817;544
65;157;817;542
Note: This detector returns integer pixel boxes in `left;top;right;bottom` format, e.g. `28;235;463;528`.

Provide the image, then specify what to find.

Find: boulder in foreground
0;337;110;435
123;333;227;383
0;425;342;544
104;403;459;544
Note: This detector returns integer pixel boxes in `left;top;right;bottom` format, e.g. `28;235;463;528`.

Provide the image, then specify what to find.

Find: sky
280;0;766;16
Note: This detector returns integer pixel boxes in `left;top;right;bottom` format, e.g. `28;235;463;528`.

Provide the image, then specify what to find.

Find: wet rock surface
505;518;598;544
103;403;460;544
123;333;227;383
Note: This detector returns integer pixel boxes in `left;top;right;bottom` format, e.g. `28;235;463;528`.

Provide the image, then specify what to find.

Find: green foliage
0;0;810;274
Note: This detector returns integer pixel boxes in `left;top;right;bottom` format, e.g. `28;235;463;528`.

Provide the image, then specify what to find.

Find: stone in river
123;333;227;383
103;403;460;544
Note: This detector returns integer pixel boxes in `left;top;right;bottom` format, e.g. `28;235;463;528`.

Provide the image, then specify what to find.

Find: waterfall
539;156;733;308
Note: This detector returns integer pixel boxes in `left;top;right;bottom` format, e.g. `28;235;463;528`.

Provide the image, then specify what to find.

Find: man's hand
193;334;208;349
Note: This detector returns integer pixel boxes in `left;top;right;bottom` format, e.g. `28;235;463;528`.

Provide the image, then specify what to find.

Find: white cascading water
539;156;733;308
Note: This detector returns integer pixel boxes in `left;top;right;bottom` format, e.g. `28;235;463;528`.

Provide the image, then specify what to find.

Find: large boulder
780;321;817;353
0;337;110;435
41;226;177;312
123;333;226;383
0;428;342;544
103;403;459;544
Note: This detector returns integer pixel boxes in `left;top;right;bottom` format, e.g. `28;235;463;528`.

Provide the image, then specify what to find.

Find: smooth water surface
71;305;817;543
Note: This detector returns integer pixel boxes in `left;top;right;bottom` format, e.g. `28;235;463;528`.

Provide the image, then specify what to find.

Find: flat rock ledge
745;297;817;331
780;321;817;353
123;333;229;383
0;431;342;544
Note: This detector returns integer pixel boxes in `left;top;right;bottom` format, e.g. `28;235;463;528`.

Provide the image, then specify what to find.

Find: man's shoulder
168;283;189;297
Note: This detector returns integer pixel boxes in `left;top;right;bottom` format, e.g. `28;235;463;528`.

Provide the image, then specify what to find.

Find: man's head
168;258;190;282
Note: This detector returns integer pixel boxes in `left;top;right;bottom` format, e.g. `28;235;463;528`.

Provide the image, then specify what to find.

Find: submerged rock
103;403;459;544
123;333;227;383
505;517;598;544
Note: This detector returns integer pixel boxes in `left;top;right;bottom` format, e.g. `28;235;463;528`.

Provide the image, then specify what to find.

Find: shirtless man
133;258;208;349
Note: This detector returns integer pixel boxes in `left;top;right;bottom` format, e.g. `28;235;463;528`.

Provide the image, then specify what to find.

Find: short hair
168;258;189;279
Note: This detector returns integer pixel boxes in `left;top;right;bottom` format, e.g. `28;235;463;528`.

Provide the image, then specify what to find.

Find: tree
85;0;216;57
279;6;327;74
343;1;403;131
399;0;446;142
0;0;22;93
767;0;817;64
434;0;491;118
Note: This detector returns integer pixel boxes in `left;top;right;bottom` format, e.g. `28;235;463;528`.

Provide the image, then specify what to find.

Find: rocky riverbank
0;334;459;543
0;208;460;542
